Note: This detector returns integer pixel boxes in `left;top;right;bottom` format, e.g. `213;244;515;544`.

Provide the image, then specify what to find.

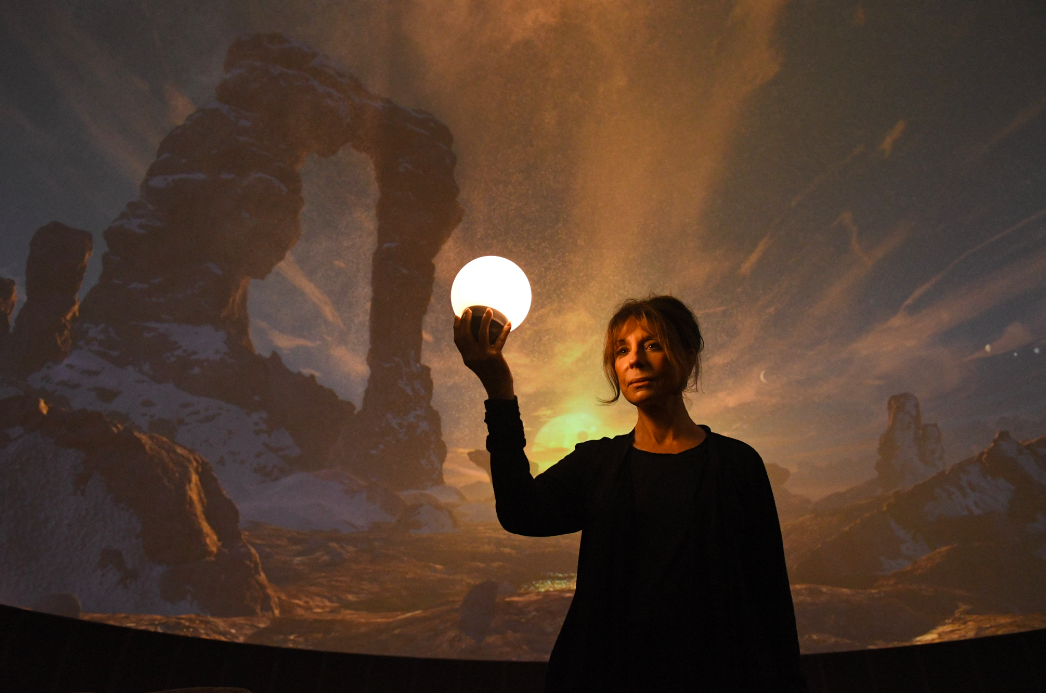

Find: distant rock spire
0;278;14;337
875;393;944;492
0;222;92;376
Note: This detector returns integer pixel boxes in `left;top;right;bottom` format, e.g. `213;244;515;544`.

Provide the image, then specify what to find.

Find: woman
454;295;806;692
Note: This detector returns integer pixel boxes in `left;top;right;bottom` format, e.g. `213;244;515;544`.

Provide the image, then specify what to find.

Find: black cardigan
485;398;806;693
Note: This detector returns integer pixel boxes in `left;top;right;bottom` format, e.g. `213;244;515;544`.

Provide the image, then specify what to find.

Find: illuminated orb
451;256;531;344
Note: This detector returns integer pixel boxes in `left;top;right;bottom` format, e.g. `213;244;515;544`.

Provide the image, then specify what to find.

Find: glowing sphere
451;256;532;343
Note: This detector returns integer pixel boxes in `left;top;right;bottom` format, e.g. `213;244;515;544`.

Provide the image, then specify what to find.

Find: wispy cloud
900;208;1046;313
0;3;169;184
739;232;774;277
330;345;369;377
253;320;319;350
878;119;906;158
836;242;1046;387
971;93;1046;159
967;321;1034;360
274;252;347;330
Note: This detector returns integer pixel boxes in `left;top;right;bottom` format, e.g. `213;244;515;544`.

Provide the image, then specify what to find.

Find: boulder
459;580;499;643
791;583;972;652
0;395;278;616
394;501;457;534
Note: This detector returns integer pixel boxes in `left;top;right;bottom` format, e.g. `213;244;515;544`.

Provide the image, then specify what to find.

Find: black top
627;442;706;627
484;398;806;693
625;443;712;691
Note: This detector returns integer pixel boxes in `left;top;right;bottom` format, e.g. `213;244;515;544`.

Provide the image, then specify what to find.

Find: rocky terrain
786;429;1046;589
0;391;277;617
84;521;581;660
80;513;1046;657
77;392;1046;656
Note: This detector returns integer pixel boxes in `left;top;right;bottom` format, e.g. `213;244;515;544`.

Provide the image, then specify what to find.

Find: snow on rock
400;484;467;506
873;542;1046;613
235;471;465;534
27;349;458;534
923;465;1015;521
813;392;946;511
0;395;277;616
28;349;297;503
878;519;932;573
5;33;465;561
141;323;230;362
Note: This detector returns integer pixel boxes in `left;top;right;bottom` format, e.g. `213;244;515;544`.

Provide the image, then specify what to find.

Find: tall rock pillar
0;222;92;376
350;105;463;489
875;392;945;491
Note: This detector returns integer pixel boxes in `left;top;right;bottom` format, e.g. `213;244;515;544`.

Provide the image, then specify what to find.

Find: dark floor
1;604;1044;693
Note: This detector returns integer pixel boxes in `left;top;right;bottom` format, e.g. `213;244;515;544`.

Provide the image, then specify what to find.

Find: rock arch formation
35;34;461;490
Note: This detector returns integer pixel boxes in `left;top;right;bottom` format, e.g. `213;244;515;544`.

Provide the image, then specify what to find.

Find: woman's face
613;317;682;406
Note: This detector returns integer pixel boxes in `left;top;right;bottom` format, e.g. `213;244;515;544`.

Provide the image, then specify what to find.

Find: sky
2;0;1045;498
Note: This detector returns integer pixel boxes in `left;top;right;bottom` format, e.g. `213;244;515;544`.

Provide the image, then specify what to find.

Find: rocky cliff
0;392;277;616
23;34;461;494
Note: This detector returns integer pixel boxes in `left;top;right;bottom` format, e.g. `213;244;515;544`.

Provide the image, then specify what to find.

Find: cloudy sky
2;0;1045;497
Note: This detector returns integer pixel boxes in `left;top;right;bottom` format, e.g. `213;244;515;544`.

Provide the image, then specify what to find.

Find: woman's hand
453;307;515;400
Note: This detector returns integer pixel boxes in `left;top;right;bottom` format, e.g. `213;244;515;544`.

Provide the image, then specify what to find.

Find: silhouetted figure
455;296;806;692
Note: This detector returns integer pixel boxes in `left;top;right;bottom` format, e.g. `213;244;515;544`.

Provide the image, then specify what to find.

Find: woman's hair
600;295;704;404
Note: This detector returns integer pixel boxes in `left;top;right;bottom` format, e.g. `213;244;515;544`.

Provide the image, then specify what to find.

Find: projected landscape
1;0;1045;661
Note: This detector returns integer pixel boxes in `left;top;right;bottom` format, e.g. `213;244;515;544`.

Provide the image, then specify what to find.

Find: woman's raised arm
484;397;587;536
454;308;587;537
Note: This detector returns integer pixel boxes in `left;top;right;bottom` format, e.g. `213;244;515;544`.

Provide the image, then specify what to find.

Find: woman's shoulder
555;432;632;470
707;430;764;465
574;431;633;457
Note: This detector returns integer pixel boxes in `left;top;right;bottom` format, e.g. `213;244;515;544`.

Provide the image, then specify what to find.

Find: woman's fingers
493;321;512;352
453;308;473;347
479;307;493;346
453;308;511;380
